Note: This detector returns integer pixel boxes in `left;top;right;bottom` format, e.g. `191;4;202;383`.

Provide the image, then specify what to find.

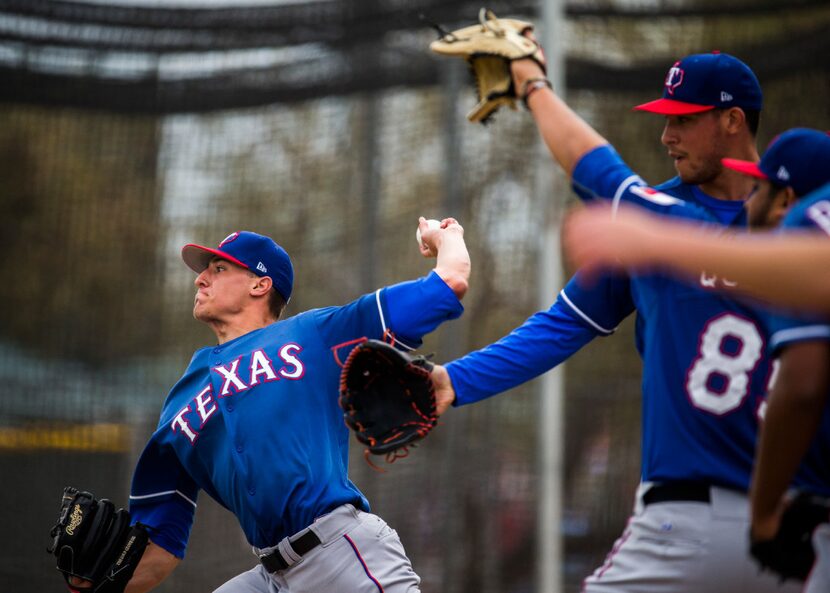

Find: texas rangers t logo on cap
664;64;684;95
219;232;240;247
635;52;762;115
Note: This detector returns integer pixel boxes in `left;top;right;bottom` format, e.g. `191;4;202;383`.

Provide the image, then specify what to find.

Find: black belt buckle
260;529;322;573
643;482;711;505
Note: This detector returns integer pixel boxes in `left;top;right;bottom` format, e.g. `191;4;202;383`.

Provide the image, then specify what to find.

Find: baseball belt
643;482;712;505
259;529;322;573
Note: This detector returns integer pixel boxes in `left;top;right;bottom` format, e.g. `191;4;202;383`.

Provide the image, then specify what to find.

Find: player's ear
771;186;798;226
723;107;746;135
250;275;273;297
779;186;798;211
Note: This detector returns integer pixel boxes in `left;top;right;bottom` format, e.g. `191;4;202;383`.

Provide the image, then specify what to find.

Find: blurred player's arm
751;341;830;539
564;203;830;313
417;216;470;299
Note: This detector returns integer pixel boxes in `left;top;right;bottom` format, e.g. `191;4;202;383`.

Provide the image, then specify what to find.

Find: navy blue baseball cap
634;52;762;115
182;231;294;302
722;128;830;197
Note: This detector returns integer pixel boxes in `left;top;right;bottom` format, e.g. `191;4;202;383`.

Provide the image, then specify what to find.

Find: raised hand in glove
430;8;547;123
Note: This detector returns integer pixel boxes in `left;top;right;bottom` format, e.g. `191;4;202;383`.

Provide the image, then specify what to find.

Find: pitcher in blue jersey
431;42;803;591
73;218;470;593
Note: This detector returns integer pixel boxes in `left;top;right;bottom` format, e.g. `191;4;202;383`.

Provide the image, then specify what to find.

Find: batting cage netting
2;0;829;591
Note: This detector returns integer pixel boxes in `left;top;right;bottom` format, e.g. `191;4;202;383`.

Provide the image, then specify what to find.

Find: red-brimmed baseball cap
634;52;763;115
182;231;294;302
722;128;830;197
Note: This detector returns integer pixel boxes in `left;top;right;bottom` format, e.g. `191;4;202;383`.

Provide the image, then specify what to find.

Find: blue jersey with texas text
764;182;830;496
129;271;463;558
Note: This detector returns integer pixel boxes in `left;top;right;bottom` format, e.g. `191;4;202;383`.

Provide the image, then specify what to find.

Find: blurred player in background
744;130;830;590
431;44;804;591
74;218;470;593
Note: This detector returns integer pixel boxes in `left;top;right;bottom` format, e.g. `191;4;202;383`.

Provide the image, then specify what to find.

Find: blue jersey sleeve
768;311;830;353
571;145;645;205
129;440;199;559
559;271;635;335
768;187;830;351
314;271;463;351
446;274;633;406
783;182;830;237
384;271;463;343
571;146;712;223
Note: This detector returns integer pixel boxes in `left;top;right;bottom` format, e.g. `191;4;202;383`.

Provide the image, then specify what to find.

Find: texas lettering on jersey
171;343;305;444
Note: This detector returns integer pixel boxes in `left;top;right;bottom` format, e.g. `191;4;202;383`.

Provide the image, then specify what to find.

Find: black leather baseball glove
48;486;149;593
339;339;437;466
750;491;830;582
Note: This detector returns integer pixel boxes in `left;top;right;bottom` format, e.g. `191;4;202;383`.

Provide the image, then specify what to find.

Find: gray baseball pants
582;484;802;593
213;504;420;593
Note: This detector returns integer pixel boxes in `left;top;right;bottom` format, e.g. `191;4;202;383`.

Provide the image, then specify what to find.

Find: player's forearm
652;233;830;312
567;204;830;312
618;211;830;310
526;89;607;176
706;240;830;312
751;391;823;522
125;541;180;593
433;231;471;299
511;59;607;176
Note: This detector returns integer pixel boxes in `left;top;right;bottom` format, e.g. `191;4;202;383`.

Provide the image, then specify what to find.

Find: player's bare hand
431;364;456;415
428;217;469;298
439;217;464;236
417;217;465;258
